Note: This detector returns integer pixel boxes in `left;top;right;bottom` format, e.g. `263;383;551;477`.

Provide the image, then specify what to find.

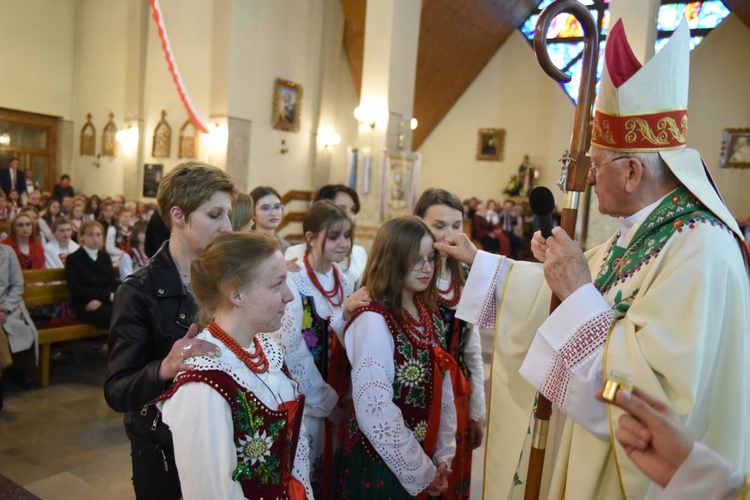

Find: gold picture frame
152;110;172;158
80;113;96;156
476;128;505;161
272;78;303;132
720;128;750;169
101;113;118;157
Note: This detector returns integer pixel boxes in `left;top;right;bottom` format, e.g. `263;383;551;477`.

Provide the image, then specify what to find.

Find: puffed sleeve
160;383;245;499
272;276;338;418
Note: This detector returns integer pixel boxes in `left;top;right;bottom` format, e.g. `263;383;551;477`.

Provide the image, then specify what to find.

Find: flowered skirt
332;437;413;499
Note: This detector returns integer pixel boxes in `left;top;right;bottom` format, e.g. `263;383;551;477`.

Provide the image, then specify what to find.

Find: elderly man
437;18;750;499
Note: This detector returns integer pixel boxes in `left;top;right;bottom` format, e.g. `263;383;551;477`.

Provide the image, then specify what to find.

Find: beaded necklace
436;269;461;308
208;322;269;374
402;297;436;347
304;254;344;307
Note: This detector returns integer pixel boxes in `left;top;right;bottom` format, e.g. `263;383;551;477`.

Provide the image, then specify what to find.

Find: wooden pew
22;267;108;387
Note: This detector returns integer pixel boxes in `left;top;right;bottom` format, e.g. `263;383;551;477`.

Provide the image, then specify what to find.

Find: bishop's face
587;147;631;218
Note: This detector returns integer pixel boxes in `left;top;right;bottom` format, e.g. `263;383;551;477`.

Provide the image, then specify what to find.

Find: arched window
520;0;730;103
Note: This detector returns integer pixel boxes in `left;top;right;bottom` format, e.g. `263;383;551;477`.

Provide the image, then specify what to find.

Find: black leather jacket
104;242;197;448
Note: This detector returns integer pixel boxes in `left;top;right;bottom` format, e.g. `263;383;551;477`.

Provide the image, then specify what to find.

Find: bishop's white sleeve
645;442;748;500
345;311;438;496
160;383;245;500
291;411;314;499
463;323;487;421
432;372;457;467
274;277;338;418
518;283;614;439
455;251;513;328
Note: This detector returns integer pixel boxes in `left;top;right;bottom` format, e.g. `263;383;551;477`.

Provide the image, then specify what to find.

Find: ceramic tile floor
0;330;494;500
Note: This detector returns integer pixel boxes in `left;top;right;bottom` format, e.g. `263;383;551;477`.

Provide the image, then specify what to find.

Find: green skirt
332;437;414;499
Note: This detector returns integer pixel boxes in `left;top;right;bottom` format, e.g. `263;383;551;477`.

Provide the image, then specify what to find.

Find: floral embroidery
231;390;286;484
412;420;428;443
236;430;273;465
366;394;386;415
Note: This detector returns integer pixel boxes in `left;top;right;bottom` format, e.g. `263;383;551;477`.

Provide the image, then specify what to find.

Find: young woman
83;195;100;221
97;199;116;236
2;212;45;270
333;216;460;499
65;221;119;330
44;218;80;269
70;202;85;242
230;192;254;232
285;184;367;286
274;200;358;498
157;232;312;499
118;220;149;280
251;186;290;253
38;198;61;243
415;188;486;500
105;207;133;264
105;161;237;499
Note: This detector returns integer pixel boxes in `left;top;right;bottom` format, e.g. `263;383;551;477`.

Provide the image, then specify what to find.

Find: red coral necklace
208;322;269;374
304;254;344;307
436;270;461;308
402;298;435;346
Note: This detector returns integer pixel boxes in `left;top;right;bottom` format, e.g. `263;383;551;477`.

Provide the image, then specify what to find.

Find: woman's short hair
362;216;438;321
312;184;360;214
157;161;238;230
230;192;255;231
190;232;280;326
51;217;73;233
302;200;352;257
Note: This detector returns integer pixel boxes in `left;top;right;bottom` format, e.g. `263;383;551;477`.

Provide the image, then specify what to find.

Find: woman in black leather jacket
104;162;237;499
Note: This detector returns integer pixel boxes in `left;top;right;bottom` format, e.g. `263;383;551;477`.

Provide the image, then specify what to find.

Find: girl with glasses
273;200;365;498
251;186;290;253
333;216;461;499
415;189;486;500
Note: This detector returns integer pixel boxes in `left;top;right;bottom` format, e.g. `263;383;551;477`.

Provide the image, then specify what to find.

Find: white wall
689;14;750;218
417;32;575;209
0;0;77;118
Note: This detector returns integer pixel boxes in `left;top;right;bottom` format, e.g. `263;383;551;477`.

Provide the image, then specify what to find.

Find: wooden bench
22;267;108;388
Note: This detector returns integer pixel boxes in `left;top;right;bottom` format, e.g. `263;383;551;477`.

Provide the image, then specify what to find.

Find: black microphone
529;186;556;238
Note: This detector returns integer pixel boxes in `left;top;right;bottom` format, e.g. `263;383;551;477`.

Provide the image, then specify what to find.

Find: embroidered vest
594;187;726;315
341;303;447;460
159;369;305;498
300;293;348;397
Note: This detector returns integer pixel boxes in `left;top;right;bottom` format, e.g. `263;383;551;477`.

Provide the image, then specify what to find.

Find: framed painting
476;128;505;161
272;78;303;132
380;150;422;220
720;128;750;168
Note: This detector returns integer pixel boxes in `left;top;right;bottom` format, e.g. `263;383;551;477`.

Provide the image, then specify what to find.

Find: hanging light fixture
0;130;10;145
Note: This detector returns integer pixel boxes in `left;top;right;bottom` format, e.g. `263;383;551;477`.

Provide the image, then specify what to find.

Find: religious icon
101;113;118;157
152;110;172;158
476;128;505;161
721;128;750;168
178;119;198;159
381;151;422;220
272;78;303;132
80;113;96;156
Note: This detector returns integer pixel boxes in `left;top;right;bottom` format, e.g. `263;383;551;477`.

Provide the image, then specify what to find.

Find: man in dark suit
0;158;26;197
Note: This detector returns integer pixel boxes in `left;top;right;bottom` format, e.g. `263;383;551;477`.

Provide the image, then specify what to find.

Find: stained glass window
519;0;729;103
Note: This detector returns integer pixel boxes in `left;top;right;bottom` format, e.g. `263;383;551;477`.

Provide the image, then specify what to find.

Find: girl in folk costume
118;220;149;280
415;189;486;500
157;232;313;499
333;216;465;499
273;200;367;498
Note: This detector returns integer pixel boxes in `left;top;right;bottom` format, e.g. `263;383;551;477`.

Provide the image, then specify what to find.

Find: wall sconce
0;130;10;145
410;118;418;130
318;128;341;149
205;121;228;152
115;124;139;152
354;100;388;129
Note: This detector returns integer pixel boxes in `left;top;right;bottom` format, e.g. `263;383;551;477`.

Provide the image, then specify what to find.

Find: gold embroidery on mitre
656;116;687;143
625;118;668;145
593;117;617;145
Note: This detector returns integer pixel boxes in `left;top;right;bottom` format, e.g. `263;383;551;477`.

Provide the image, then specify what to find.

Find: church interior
1;0;749;498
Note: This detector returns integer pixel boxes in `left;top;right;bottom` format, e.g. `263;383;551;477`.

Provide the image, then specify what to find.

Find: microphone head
529;186;555;217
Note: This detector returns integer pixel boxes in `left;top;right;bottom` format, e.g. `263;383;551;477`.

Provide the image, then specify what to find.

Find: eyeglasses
587;156;630;181
412;255;437;272
259;203;284;213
